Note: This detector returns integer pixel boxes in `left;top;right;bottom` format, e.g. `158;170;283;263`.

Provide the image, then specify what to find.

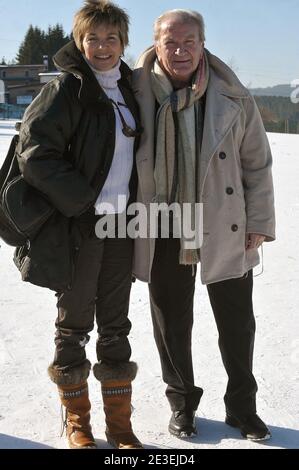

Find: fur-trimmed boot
93;361;143;449
48;360;96;449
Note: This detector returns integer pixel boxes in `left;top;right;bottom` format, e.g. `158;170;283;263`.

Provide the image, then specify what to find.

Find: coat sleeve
239;95;276;241
17;79;96;218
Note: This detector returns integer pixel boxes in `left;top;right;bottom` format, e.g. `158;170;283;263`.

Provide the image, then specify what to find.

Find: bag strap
0;134;20;194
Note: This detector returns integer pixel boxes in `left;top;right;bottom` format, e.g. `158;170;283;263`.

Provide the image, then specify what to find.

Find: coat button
219;152;227;160
100;170;104;175
226;187;234;195
231;224;239;232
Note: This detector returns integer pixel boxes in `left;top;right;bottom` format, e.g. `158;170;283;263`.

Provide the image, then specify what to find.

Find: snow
0;120;298;449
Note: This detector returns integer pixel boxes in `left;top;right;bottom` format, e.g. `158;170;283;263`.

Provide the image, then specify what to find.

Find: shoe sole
106;433;143;449
225;416;271;441
246;433;271;442
169;427;197;439
68;443;97;449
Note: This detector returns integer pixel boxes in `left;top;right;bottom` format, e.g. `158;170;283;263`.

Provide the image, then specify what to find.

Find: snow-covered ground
0;120;298;449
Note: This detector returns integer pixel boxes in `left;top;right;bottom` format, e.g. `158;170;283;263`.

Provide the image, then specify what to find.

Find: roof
0;64;46;69
39;72;60;76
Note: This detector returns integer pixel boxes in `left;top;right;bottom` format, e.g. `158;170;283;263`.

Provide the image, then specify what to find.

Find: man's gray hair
154;9;205;43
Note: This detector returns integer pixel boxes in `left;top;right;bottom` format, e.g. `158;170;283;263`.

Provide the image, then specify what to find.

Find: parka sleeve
239;95;276;241
16;79;96;218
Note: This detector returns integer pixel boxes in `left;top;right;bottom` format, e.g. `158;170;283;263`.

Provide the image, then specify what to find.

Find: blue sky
0;0;298;87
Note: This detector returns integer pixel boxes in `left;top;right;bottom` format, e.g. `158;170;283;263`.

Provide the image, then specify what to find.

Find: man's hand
245;233;266;250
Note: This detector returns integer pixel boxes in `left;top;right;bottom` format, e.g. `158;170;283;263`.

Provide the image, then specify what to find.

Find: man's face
155;19;204;86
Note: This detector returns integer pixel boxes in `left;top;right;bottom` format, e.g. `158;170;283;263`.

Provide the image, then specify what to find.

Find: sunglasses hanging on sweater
109;99;143;138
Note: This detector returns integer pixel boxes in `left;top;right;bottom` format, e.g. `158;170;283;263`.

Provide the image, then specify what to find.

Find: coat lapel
133;65;156;164
199;73;242;195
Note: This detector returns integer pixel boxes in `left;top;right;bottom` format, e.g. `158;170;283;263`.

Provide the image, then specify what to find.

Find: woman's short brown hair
73;0;130;53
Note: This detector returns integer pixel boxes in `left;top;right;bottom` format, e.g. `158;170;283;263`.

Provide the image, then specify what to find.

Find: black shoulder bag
0;125;54;247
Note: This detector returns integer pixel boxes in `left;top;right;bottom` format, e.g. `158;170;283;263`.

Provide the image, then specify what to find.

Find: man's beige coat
132;48;275;284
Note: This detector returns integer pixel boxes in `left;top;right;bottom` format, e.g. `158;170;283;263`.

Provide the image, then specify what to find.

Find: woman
16;0;142;449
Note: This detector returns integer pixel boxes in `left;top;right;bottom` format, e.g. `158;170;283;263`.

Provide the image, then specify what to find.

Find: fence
0;103;27;120
264;119;299;134
1;102;298;134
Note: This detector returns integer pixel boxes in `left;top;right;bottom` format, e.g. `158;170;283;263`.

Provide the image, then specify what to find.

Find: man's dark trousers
149;238;257;416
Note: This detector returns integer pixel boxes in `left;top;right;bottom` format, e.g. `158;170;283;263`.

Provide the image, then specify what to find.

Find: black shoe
225;413;271;441
168;410;197;438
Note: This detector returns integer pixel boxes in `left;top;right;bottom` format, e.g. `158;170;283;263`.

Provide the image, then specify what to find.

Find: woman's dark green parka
14;41;139;292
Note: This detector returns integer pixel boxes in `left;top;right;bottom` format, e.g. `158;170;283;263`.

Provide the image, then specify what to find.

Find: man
132;9;275;441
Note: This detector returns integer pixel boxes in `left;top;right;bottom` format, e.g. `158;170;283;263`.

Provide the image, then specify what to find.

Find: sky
0;0;298;88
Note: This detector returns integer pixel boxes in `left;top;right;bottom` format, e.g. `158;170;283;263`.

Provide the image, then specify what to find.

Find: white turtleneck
86;59;136;215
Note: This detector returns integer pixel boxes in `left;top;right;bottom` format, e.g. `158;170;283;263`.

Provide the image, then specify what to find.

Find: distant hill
253;95;299;134
249;84;299;133
249;84;293;98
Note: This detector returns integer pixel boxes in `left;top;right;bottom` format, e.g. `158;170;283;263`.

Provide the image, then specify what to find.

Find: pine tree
1;57;6;65
16;25;45;64
45;24;70;70
16;24;70;69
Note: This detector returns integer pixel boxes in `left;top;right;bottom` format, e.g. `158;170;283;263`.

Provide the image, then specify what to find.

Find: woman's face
82;24;123;71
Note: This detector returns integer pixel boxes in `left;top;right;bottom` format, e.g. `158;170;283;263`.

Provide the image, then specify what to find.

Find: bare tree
124;53;136;68
227;57;239;73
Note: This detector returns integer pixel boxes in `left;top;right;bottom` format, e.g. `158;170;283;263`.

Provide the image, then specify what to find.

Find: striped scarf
151;51;209;265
